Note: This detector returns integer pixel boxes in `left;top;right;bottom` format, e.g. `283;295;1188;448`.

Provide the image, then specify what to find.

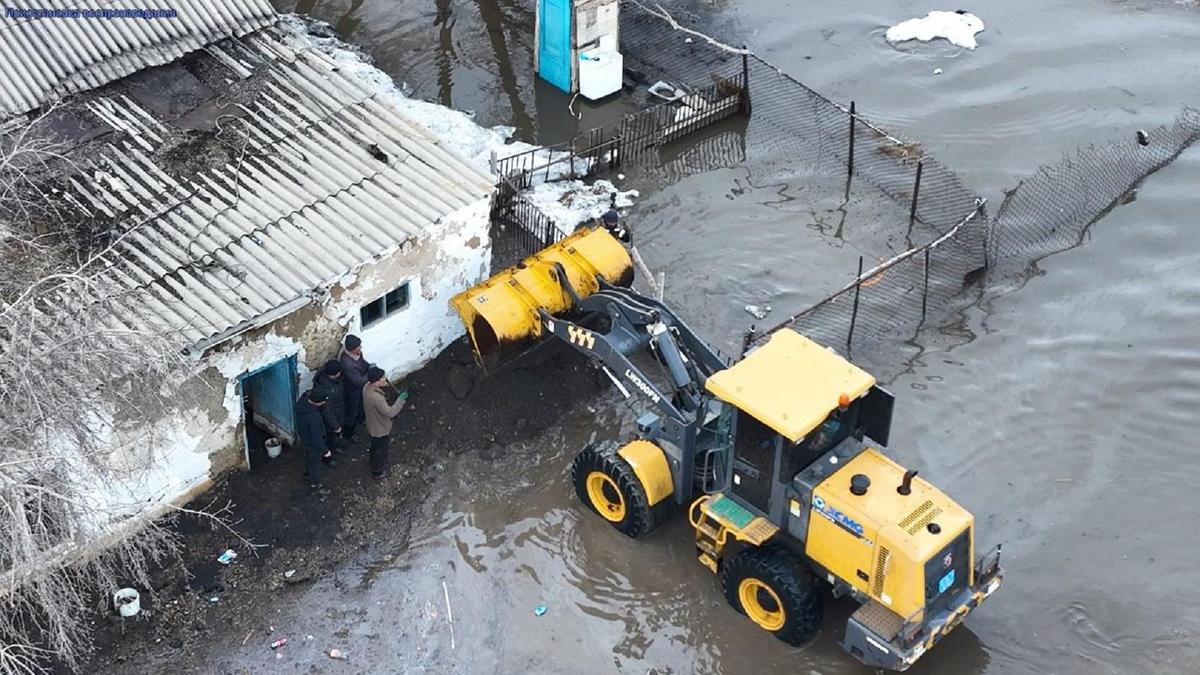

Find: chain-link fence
488;2;1200;370
759;203;987;374
619;2;1200;373
619;2;988;366
988;108;1200;280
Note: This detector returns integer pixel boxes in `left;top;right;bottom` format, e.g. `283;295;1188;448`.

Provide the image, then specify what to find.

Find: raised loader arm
538;264;728;441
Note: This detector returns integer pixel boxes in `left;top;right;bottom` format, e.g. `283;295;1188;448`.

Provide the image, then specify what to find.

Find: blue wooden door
539;0;572;92
244;356;297;444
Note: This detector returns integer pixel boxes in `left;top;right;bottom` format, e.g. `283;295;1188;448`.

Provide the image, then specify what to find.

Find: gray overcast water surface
221;1;1200;673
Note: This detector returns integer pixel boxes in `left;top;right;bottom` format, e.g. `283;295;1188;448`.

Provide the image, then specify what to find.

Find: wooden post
909;160;924;227
845;101;856;201
847;255;864;357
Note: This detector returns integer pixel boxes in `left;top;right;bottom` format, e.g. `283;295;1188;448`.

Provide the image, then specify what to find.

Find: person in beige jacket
363;366;407;479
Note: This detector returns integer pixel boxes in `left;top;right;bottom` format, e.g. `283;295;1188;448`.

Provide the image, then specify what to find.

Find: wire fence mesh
988;108;1200;280
619;1;989;365
488;2;1200;371
618;2;1200;372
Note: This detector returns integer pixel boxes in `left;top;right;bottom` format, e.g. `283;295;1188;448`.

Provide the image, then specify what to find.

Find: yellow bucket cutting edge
451;227;634;368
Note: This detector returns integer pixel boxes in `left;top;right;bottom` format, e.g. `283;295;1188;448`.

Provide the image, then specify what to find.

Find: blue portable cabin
535;0;620;94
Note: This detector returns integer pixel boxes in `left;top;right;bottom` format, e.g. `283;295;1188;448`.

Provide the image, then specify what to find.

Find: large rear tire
571;441;656;538
722;546;823;645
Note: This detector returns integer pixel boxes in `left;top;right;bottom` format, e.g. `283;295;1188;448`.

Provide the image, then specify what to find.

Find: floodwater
243;2;1200;674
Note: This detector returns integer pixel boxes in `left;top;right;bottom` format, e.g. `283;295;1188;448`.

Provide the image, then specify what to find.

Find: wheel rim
585;471;626;522
738;577;786;631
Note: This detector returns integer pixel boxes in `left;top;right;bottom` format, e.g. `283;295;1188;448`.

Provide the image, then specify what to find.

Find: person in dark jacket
314;360;347;453
296;388;335;491
338;334;372;441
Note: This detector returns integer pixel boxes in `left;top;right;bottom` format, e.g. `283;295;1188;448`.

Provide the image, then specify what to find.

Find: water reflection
335;0;365;37
475;0;534;134
434;0;454;107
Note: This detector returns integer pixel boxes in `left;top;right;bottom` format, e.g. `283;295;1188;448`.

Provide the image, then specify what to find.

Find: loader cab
703;329;895;521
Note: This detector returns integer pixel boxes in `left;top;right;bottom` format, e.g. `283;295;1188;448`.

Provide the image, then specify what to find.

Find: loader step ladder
689;494;780;574
851;601;905;642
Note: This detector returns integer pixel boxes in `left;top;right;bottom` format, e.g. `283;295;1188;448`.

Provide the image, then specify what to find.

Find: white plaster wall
90;333;308;523
338;197;492;379
83;197;491;521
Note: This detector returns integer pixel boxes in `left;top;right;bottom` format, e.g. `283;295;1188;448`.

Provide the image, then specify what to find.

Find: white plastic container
113;588;140;617
265;437;282;459
579;49;623;100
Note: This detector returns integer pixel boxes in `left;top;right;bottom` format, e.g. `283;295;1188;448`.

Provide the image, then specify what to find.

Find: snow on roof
0;0;278;119
885;11;986;50
66;26;493;353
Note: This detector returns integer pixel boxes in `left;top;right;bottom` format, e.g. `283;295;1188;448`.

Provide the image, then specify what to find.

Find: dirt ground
79;338;603;673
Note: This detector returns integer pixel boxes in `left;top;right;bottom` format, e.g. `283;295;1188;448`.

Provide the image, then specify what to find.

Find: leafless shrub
0;112;253;673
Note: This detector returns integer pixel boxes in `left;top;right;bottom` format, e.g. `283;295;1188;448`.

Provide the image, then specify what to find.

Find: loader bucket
451;227;634;368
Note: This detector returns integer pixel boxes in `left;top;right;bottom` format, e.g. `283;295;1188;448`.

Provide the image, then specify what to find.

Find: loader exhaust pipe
898;469;918;495
450;227;635;369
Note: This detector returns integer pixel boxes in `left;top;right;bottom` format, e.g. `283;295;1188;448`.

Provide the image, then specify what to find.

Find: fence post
847;255;863;358
489;149;498;177
922;248;931;320
845;101;856;200
909;160;924;227
740;48;752;117
980;202;991;271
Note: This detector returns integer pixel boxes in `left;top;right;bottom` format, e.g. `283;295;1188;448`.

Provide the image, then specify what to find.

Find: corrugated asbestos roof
0;0;277;119
68;28;494;353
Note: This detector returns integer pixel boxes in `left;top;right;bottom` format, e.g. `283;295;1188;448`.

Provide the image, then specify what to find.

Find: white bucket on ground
113;588;140;617
265;437;283;459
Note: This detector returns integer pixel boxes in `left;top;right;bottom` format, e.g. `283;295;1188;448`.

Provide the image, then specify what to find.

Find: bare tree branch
0;105;254;674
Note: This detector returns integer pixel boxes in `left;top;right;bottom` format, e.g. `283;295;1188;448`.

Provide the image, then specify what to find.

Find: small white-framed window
360;281;410;328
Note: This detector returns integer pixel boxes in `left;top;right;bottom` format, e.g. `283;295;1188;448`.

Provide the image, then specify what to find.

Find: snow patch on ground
886;11;985;50
521;179;639;235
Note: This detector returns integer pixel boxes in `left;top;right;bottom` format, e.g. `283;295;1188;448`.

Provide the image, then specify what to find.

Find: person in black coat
296;388;335;491
314;360;347;454
338;334;373;441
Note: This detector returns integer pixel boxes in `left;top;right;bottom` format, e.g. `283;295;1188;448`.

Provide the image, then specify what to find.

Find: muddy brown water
114;1;1200;673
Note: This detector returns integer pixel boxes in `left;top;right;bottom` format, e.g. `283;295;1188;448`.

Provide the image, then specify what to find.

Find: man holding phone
363;367;409;480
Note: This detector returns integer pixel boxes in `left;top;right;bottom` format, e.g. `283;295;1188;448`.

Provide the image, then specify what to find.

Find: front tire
571;441;655;538
722;546;823;645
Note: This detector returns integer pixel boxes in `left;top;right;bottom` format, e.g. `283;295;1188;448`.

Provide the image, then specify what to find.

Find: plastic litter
534;605;548;617
328;648;348;660
270;638;288;650
217;549;237;565
933;68;944;75
648;81;686;104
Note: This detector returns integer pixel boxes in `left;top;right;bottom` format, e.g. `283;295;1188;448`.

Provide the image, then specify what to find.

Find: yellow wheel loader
451;226;1003;671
